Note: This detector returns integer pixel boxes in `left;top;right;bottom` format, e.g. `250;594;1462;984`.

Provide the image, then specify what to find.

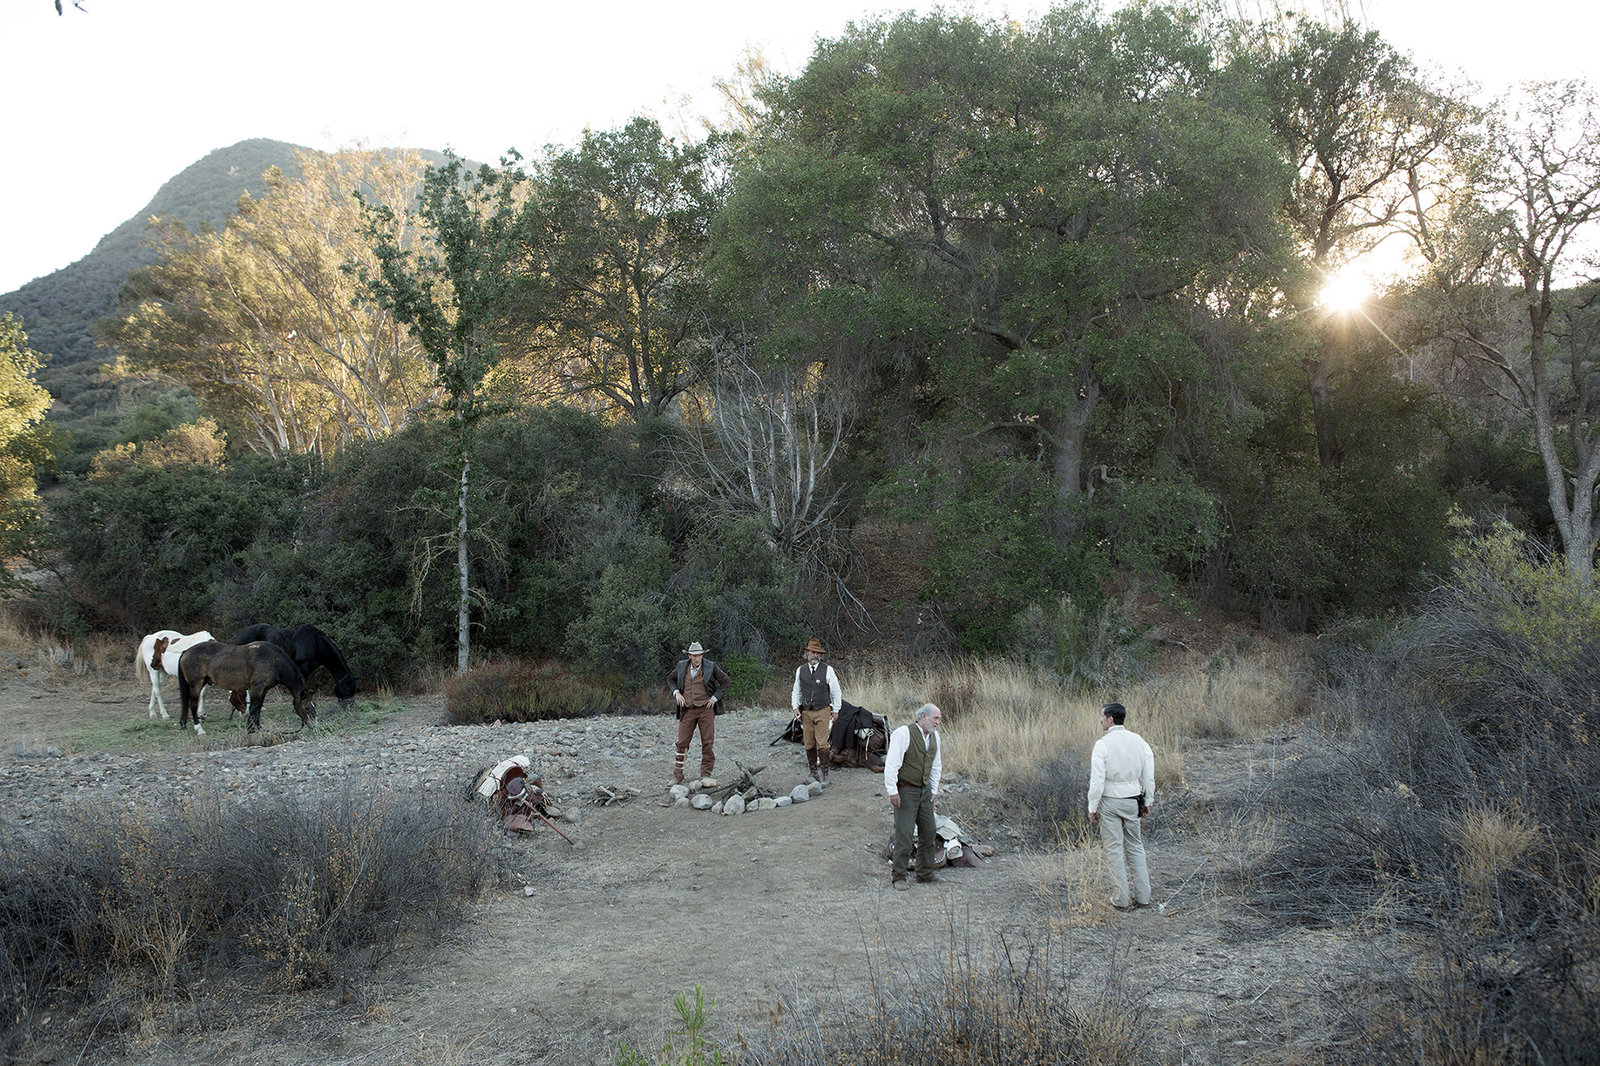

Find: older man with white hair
884;702;942;890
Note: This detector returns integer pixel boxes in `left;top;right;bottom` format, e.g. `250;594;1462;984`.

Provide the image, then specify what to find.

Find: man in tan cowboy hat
790;637;842;787
668;641;731;784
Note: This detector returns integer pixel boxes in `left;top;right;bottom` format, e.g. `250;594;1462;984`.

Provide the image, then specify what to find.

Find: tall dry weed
849;652;1302;795
0;785;501;1061
1450;802;1542;930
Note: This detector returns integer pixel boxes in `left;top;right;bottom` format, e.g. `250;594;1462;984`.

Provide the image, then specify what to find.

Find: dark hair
1102;702;1127;725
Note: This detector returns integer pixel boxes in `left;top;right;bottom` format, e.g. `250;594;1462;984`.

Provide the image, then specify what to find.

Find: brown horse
177;640;316;734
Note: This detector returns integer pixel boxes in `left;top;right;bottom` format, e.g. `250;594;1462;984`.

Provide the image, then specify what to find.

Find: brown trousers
675;704;716;777
799;705;832;755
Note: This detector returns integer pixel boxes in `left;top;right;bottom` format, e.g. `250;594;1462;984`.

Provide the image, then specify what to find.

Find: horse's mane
312;628;354;680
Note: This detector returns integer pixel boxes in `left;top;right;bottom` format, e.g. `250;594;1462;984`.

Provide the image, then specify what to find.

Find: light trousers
1097;796;1150;907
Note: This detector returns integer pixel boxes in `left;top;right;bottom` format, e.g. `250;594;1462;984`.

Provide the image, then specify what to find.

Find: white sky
1;0;1595;295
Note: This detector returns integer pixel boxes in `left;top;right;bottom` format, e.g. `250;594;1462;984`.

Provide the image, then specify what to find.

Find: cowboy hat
804;637;827;655
684;641;707;655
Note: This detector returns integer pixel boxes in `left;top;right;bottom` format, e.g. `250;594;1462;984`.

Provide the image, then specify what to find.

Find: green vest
898;726;938;788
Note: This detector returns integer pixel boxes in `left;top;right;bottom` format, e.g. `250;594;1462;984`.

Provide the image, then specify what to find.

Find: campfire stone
691;794;714;810
669;784;690;800
774;796;792;807
712;800;724;814
756;797;777;810
790;784;811;803
675;795;690;808
723;793;746;816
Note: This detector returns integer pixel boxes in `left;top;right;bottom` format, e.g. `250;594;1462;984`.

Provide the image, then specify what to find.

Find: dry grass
1449;802;1543;931
741;917;1159;1066
845;650;1305;794
0;604;134;680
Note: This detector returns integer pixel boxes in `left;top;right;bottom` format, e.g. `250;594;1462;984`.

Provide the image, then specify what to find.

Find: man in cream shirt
1087;702;1155;909
884;703;942;889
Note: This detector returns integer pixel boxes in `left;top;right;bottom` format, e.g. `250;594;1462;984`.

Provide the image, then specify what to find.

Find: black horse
235;623;357;706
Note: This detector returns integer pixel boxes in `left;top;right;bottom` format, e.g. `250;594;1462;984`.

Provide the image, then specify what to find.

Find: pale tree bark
676;348;867;625
1411;81;1600;583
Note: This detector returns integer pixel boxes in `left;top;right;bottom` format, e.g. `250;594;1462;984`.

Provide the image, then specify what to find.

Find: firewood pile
590;784;642;807
702;762;775;803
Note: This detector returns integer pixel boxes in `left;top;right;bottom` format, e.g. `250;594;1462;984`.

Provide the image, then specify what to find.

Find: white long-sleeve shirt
883;723;941;797
1087;725;1155;814
790;662;842;713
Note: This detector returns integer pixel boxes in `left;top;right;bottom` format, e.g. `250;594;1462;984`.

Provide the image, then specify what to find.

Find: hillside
1;139;306;471
1;140;452;476
2;138;306;395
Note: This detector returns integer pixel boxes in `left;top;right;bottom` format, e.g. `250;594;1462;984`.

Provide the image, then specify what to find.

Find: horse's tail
134;638;149;680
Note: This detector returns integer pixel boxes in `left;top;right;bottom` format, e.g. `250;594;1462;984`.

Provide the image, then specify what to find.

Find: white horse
136;629;215;722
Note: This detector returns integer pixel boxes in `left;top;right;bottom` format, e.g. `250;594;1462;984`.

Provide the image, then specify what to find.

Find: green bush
445;659;617;723
922;459;1106;652
715;652;774;706
1011;594;1154;689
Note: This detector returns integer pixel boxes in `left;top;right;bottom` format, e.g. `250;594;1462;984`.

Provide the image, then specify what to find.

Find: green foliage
38;461;293;630
0;315;54;564
616;985;731;1066
714;652;773;706
2;140;305;475
922;459;1106;652
104;148;441;460
562;523;674;682
1090;470;1222;581
444;659;615;723
1437;516;1600;682
359;151;538;671
527;118;717;421
1012;595;1154;689
562;516;802;685
1439;421;1553;532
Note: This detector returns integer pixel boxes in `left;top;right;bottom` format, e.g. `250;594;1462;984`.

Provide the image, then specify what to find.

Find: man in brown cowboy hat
668;641;731;784
790;637;842;787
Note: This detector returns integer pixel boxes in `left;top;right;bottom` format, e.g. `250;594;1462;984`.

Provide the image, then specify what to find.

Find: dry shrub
1022;847;1120;927
0;786;501;1060
742;925;1157;1066
0;604;126;679
445;659;616;723
1246;524;1600;1064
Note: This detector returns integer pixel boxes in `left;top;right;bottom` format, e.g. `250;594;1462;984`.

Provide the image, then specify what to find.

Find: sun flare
1319;264;1372;312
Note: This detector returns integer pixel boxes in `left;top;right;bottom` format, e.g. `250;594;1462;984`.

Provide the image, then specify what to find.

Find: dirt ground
1;659;1357;1066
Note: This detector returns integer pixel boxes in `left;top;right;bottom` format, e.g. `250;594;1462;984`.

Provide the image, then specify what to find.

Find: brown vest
681;665;712;707
898;726;938;788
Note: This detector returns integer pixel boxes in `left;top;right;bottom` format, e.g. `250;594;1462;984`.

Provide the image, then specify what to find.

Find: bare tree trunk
456;401;472;674
1528;297;1600;585
1045;377;1099;530
1303;352;1343;469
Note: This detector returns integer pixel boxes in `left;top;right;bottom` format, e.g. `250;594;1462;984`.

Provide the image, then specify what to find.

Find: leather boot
806;749;819;782
818;753;830;787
